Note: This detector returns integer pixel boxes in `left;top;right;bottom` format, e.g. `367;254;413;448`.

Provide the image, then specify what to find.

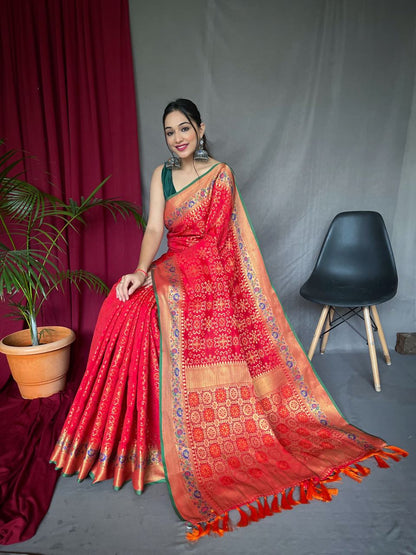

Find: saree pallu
51;163;406;538
153;163;406;536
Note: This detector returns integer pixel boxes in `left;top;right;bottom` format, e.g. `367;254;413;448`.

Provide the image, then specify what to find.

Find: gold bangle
135;267;147;276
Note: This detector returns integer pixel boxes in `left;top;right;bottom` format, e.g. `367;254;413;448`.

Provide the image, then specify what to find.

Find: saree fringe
186;446;408;542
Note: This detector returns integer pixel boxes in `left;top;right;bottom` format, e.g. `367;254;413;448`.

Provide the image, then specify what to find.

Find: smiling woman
50;98;407;541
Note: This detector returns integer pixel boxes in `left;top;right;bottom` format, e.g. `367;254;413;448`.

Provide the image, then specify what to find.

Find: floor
0;350;414;555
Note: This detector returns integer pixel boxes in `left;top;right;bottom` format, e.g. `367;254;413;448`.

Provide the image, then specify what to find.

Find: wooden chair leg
308;305;330;360
363;306;381;392
320;306;334;354
370;305;391;365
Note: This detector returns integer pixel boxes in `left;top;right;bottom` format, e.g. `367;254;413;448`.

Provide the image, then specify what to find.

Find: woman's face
164;110;205;161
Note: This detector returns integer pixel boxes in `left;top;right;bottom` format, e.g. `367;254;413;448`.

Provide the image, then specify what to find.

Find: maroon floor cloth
0;340;90;544
0;381;69;544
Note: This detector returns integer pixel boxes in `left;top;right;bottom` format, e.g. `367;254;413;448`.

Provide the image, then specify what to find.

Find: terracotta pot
0;326;76;399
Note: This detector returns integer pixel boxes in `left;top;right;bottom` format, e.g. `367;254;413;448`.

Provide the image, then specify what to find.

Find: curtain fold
0;0;142;544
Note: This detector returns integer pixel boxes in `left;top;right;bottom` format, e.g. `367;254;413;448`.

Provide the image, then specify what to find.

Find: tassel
186;523;209;542
374;454;390;468
256;498;265;519
299;484;309;505
306;480;317;501
355;463;371;476
211;515;224;536
318;482;332;502
263;496;273;516
271;494;281;513
287;488;300;506
326;486;339;498
237;507;249;527
342;466;363;482
222;512;231;532
382;452;401;462
386;445;408;457
280;490;293;510
249;504;259;522
325;471;341;482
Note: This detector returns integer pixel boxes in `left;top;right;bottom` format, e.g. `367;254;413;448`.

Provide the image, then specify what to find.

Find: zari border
231;174;394;455
152;272;183;520
232;173;346;421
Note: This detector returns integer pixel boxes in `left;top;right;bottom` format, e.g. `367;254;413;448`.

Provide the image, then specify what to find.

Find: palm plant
0;146;144;346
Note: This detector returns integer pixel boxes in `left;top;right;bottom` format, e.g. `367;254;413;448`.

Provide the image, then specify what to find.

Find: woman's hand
116;271;152;302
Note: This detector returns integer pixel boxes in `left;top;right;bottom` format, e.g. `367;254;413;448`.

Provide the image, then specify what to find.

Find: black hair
163;98;202;127
163;98;209;154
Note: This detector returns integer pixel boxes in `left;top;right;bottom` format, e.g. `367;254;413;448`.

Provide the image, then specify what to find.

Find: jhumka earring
164;152;181;169
194;138;209;162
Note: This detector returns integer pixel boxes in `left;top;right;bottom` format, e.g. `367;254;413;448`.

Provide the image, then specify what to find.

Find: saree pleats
50;284;164;492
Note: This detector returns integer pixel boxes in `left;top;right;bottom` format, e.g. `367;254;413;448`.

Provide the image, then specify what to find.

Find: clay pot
0;326;76;399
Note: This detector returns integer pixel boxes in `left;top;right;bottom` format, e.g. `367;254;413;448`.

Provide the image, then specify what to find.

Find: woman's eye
166;131;173;137
181;126;190;132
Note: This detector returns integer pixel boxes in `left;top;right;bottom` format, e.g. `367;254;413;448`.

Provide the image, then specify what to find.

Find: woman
51;99;406;539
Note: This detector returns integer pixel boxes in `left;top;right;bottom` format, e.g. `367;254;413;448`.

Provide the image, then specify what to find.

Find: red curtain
0;0;143;544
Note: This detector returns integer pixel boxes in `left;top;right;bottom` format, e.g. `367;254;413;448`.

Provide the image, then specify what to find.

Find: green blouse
161;165;175;199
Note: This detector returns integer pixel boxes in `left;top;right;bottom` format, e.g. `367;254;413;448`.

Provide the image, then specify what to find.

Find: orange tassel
382;452;401;462
186;523;209;542
325;471;341;482
237;507;249;527
386;445;408;457
355;463;371;476
342;466;363;482
263;497;273;516
249;504;259;522
280;490;293;510
318;482;333;502
374;455;390;468
271;494;281;513
287;488;299;506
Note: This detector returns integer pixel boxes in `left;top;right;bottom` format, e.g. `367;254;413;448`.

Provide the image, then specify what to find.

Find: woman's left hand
116;271;152;302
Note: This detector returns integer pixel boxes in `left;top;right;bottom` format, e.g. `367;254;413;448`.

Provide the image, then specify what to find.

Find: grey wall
128;0;416;351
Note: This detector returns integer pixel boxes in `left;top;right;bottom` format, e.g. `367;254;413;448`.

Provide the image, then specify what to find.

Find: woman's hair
163;98;202;128
163;98;209;154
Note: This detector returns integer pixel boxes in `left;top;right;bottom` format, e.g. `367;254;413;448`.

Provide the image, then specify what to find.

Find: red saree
51;163;406;538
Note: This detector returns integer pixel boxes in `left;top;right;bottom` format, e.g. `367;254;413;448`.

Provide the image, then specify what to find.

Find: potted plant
0;145;144;398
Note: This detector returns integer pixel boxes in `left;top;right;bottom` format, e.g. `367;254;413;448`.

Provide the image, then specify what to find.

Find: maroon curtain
0;0;143;544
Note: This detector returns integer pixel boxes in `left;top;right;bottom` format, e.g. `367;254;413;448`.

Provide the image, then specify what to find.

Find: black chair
300;211;398;392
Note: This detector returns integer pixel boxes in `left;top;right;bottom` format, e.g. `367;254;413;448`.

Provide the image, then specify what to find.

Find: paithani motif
152;163;406;533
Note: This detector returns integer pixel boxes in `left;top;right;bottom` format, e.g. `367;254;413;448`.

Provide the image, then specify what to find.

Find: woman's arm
116;165;165;301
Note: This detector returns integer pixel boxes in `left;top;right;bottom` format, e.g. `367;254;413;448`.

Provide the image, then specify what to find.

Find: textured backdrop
128;0;416;352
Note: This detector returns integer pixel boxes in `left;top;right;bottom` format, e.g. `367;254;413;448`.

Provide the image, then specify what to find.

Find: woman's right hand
116;272;147;302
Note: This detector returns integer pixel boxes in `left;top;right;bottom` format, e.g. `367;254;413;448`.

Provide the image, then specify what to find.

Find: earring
194;138;209;162
164;152;181;169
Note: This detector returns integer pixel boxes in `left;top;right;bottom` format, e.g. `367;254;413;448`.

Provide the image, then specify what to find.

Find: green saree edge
152;271;184;521
233;174;347;421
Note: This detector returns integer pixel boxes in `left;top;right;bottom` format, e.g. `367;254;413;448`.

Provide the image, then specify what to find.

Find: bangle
135;267;147;276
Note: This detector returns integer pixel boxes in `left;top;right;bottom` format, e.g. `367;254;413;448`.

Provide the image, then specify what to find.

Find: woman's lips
175;144;188;152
